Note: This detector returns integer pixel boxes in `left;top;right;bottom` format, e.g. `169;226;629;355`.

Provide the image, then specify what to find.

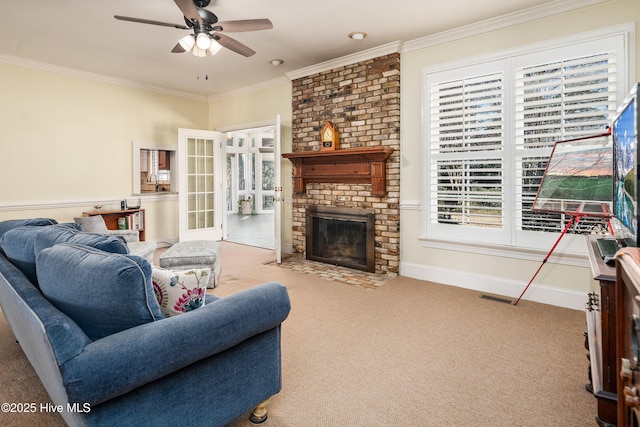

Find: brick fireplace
288;52;400;275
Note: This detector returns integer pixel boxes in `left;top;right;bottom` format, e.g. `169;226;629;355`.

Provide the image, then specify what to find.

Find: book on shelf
118;211;144;231
118;217;127;230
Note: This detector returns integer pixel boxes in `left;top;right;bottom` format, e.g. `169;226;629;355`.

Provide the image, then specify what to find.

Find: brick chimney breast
290;53;400;274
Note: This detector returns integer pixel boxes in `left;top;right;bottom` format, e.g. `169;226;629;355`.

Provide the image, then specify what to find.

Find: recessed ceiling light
348;31;367;40
270;59;284;66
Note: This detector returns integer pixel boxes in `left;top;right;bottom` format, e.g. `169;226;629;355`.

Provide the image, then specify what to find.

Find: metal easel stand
513;213;614;306
513;214;583;306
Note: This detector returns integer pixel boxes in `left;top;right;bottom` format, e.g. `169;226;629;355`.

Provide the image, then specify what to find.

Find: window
133;142;177;194
424;29;628;250
141;149;172;192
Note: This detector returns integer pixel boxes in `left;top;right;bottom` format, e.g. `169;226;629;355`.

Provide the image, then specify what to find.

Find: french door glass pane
187;137;215;231
263;195;274;210
262;159;274;190
238;153;246;191
226;154;233;211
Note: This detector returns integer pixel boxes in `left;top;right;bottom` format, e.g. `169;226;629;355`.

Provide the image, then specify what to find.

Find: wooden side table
82;208;146;241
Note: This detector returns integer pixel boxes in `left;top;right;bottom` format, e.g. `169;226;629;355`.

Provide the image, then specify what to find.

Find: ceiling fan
114;0;272;57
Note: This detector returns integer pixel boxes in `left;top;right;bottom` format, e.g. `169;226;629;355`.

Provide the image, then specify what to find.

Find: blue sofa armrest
60;282;291;405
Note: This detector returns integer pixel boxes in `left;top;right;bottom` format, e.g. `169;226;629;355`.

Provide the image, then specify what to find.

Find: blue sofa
0;218;291;426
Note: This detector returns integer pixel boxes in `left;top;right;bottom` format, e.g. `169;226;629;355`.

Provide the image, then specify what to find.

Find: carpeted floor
1;242;596;426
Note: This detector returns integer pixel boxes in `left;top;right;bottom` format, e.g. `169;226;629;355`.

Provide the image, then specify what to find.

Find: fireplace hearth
306;206;375;272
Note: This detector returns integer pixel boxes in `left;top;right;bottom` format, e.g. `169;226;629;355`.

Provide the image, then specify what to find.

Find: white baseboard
399;261;587;311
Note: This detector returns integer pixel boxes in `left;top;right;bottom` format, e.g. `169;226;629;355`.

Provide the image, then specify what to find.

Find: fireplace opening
306;206;375;272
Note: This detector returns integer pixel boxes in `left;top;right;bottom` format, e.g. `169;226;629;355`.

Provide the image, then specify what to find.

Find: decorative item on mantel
320;121;340;151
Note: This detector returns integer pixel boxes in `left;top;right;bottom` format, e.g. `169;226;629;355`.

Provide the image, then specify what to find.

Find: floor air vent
480;294;514;304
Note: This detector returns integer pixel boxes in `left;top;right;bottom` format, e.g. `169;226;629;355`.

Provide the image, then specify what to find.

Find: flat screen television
612;83;640;246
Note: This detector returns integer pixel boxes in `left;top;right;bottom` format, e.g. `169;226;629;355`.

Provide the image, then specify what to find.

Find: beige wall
0;62;208;241
399;0;640;308
208;82;294;250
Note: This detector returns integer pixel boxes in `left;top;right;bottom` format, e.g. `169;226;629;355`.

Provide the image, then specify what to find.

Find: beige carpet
1;242;596;426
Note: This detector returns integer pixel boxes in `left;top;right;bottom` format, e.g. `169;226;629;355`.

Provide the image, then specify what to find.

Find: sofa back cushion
0;224;129;287
0;218;57;239
37;243;164;340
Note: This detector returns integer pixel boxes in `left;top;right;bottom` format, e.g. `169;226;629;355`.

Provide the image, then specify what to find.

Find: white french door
178;128;224;242
273;114;282;263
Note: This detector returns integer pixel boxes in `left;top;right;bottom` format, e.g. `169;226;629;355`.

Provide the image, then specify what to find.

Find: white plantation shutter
425;31;626;248
429;72;504;230
515;52;618;234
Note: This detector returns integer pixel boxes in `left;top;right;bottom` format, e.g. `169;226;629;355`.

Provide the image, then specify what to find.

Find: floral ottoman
159;240;221;288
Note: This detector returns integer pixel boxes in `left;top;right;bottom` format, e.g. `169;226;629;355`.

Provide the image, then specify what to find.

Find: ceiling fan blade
174;0;202;25
214;33;256;57
172;43;186;53
213;19;273;32
114;15;190;30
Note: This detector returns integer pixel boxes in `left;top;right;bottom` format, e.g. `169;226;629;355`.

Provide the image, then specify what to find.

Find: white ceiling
0;0;570;98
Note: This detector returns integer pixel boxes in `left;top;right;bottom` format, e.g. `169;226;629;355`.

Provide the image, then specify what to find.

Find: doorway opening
225;125;275;249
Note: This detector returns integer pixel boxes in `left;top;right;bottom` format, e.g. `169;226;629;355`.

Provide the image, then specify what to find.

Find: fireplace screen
306;206;375;272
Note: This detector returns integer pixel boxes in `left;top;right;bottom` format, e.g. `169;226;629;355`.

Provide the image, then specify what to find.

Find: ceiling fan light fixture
208;40;222;56
178;34;195;51
348;31;367;40
196;32;211;50
191;45;207;57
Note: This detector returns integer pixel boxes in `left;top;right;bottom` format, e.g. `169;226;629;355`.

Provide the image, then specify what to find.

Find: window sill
132;192;179;201
418;236;589;268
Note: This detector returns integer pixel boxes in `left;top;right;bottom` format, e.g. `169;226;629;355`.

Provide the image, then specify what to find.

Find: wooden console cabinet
615;248;640;426
587;235;618;426
82;208;146;241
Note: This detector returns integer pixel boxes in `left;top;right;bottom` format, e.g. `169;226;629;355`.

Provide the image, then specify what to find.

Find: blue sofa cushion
151;267;210;317
0;224;128;287
37;243;164;340
0;218;57;239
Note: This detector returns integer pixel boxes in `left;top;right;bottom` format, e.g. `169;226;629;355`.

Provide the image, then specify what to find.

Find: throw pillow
74;216;110;234
152;267;210;317
37;243;163;340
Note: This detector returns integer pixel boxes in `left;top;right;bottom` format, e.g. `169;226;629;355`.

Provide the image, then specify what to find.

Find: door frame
218;116;282;262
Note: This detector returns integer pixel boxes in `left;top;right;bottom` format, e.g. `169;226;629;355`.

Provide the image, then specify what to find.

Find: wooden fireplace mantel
282;146;394;196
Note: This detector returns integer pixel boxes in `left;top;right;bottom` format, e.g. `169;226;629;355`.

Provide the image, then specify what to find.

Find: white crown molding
208;76;290;101
0;54;208;102
285;41;402;81
402;0;611;53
